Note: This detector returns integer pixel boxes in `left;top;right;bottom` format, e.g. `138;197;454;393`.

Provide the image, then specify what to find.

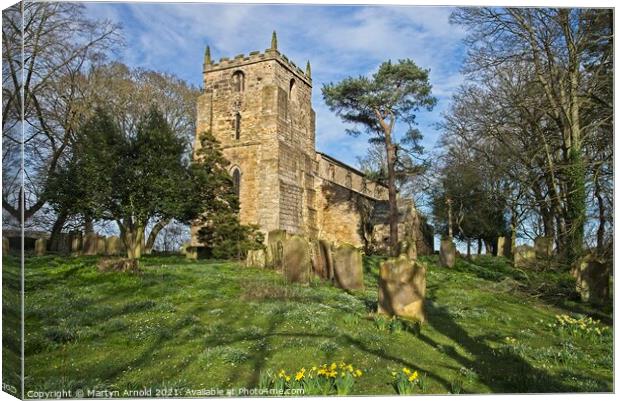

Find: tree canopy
322;59;436;254
48;107;194;259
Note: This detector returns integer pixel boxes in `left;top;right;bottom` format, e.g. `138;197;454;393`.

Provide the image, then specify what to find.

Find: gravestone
97;236;107;255
282;235;311;283
378;256;426;322
267;230;287;269
3;237;8;255
185;246;198;260
246;249;266;268
571;254;611;305
311;239;333;280
513;245;535;267
83;233;99;255
534;236;553;259
34;238;47;256
106;236;123;256
332;243;364;290
399;240;417;260
439;239;456;268
70;234;83;256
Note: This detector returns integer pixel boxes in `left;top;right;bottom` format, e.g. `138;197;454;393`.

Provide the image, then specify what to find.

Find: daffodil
355;369;363;377
403;367;411;375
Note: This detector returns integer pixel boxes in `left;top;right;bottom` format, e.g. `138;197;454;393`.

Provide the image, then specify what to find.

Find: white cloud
84;2;466;162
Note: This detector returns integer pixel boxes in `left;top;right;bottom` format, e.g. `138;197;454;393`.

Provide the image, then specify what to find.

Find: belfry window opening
232;70;245;92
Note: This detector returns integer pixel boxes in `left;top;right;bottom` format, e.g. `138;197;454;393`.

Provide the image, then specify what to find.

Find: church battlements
203;32;312;86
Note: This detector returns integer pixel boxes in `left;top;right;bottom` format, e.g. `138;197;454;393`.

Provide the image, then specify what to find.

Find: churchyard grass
4;253;612;395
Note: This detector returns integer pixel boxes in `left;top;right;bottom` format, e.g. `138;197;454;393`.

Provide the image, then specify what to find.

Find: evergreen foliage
192;131;264;259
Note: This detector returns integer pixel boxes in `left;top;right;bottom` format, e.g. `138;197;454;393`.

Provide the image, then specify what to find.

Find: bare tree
443;8;612;264
2;1;121;228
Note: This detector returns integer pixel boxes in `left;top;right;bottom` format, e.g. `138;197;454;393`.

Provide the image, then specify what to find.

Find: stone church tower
192;32;318;241
191;33;433;255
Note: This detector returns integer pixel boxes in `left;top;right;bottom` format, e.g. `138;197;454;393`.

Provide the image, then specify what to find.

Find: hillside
2;254;613;396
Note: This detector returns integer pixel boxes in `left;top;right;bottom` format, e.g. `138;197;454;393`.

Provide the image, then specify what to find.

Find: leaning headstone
311;239;333;280
34;238;47;256
439;239;456;268
534;236;553;259
83;233;99;255
571;254;611;305
105;236;123;256
399;240;417;260
3;237;9;255
513;245;535;267
97;236;107;255
267;230;287;269
246;249;266;268
378;256;426;322
332;243;364;290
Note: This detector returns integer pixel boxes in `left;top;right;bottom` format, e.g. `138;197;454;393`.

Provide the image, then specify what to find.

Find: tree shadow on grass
451;256;613;325
418;289;583;393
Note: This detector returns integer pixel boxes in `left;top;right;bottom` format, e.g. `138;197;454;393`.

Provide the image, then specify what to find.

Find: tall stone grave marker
34;238;47;256
378;256;426;322
267;230;287;269
311;239;333;280
439;238;456;268
571;254;611;305
282;235;312;283
332;243;364;290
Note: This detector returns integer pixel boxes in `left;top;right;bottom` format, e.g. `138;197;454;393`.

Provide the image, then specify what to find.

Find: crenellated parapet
202;31;312;86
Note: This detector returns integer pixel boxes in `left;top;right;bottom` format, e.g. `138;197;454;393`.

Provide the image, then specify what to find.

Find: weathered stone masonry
191;36;432;253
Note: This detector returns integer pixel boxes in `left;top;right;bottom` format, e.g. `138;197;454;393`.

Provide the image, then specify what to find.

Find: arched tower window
234;112;241;140
346;172;352;188
232;71;245;92
328;164;335;180
232;168;241;197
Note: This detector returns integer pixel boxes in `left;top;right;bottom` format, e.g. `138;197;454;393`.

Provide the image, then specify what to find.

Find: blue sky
84;2;467;167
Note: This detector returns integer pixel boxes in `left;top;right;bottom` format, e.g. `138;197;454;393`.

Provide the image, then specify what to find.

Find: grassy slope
11;254;613;395
2;255;22;398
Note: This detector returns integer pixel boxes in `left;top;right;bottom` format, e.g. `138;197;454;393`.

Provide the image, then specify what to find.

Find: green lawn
3;253;613;396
